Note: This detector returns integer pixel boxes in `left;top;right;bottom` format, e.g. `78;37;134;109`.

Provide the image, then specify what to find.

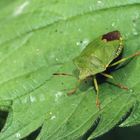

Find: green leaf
0;0;140;140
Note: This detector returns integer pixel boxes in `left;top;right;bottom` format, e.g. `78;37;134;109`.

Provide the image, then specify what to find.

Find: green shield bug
73;30;140;108
73;31;123;80
54;31;140;109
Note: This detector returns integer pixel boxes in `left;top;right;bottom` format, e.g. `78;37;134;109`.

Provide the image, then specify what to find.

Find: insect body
73;31;123;80
73;31;139;108
54;31;140;109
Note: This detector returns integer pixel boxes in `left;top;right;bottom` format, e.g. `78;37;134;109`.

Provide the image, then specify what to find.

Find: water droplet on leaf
132;28;138;36
51;115;56;120
111;22;115;27
30;95;36;103
55;91;63;102
16;133;21;138
129;89;134;93
97;0;102;4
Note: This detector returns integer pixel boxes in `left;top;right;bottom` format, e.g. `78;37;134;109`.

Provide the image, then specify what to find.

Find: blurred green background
96;125;140;140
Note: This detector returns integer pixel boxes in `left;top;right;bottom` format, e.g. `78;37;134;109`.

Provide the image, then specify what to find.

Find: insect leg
53;72;73;76
53;72;81;84
101;73;113;79
67;88;78;95
101;73;128;90
53;72;80;96
109;51;140;67
107;81;129;90
93;76;100;109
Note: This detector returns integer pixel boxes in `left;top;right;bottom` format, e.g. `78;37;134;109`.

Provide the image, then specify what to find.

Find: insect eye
102;31;121;42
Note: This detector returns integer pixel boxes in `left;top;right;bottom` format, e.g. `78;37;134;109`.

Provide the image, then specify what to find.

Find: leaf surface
0;0;140;140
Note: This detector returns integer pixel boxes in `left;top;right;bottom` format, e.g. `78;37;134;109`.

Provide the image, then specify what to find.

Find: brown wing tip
102;30;121;42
